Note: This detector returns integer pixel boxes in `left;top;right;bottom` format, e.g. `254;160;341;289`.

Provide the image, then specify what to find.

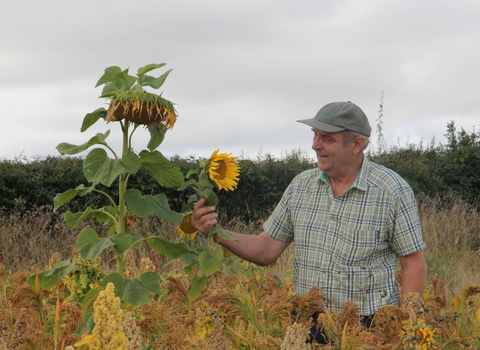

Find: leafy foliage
2;121;480;223
370;120;480;206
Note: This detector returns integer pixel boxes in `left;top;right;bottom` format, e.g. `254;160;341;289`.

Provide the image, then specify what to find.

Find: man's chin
317;159;329;170
317;163;328;171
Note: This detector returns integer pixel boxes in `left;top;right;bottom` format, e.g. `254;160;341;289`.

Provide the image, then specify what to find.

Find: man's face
311;128;355;177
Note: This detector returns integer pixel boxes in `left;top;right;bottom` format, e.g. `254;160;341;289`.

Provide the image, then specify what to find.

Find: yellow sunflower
176;213;199;240
208;149;241;191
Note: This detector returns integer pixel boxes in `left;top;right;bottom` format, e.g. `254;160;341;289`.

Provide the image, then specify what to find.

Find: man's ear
352;137;365;154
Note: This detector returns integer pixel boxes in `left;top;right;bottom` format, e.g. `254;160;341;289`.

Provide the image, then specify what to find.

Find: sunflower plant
28;63;196;307
178;149;240;237
174;149;241;300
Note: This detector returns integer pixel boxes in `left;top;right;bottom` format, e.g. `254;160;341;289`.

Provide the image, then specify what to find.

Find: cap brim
297;118;346;133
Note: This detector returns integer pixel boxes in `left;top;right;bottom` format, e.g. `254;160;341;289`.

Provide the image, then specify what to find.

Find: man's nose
312;136;323;150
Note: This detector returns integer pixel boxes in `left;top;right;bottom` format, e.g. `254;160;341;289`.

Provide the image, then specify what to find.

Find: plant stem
115;122;130;275
129;124;140;149
54;289;61;350
93;189;117;208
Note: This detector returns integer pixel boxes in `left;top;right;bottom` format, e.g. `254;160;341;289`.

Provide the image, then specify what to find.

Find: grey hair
343;130;370;151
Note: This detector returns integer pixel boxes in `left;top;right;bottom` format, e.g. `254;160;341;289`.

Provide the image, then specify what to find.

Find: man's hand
192;198;219;235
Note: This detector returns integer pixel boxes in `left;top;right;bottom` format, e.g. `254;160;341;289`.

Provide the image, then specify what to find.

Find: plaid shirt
264;157;426;316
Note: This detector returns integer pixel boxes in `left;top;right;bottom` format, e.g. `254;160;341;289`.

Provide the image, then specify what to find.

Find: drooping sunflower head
207;149;241;191
105;90;177;129
176;213;199;240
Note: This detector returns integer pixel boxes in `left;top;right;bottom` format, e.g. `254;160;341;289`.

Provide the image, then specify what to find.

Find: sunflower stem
102;142;119;160
93;188;117;208
115;122;130;275
128;124;140;150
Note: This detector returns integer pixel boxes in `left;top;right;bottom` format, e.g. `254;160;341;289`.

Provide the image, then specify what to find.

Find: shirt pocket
333;226;380;266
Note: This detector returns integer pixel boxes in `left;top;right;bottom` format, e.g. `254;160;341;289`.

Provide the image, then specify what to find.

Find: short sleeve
263;185;295;243
389;185;426;256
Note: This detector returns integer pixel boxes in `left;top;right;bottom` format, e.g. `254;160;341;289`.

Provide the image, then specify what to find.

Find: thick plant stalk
115;124;130;275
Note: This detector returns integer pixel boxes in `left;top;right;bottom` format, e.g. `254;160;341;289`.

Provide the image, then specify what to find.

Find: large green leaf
83;149;140;186
95;66;123;88
76;228;115;260
121;278;153;306
53;189;78;211
94;158;125;187
180;251;199;268
83;148;108;183
177;179;196;191
53;185;96;212
56;131;111;155
147;126;167;151
199;248;224;276
102;273;124;297
124;189;183;225
81;108;107;132
99;73;136;98
139;150;184;187
187;275;208;301
63;207;113;228
124;74;137;91
148;235;193;259
138;69;173;89
100;80;125;98
185;169;199;179
27;259;76;290
204;190;219;207
111;233;132;254
122;150;141;173
75;184;96;197
98;68;137;98
137;63;166;77
83;148;128;186
139;272;162;296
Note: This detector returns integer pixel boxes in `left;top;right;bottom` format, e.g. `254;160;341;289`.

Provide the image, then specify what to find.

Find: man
192;101;427;343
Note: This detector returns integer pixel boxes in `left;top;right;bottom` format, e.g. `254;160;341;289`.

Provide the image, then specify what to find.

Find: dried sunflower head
96;63;178;129
106;90;177;129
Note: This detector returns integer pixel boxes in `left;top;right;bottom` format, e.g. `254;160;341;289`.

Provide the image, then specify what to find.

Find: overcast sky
1;0;479;162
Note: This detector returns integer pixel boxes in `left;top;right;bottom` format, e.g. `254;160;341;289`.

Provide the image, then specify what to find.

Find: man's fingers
193;198;216;218
192;198;218;234
193;197;207;210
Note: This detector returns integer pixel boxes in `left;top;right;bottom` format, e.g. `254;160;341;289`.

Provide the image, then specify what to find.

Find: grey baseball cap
297;101;371;136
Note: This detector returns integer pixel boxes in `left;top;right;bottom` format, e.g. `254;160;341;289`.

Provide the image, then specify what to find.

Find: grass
418;194;480;295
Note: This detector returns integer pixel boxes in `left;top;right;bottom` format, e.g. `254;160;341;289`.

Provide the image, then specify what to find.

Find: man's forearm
399;251;427;305
215;230;290;266
400;269;426;305
215;230;275;266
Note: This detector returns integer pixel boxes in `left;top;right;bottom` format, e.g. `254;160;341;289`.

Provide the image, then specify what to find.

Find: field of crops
1;254;480;350
1;194;480;349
